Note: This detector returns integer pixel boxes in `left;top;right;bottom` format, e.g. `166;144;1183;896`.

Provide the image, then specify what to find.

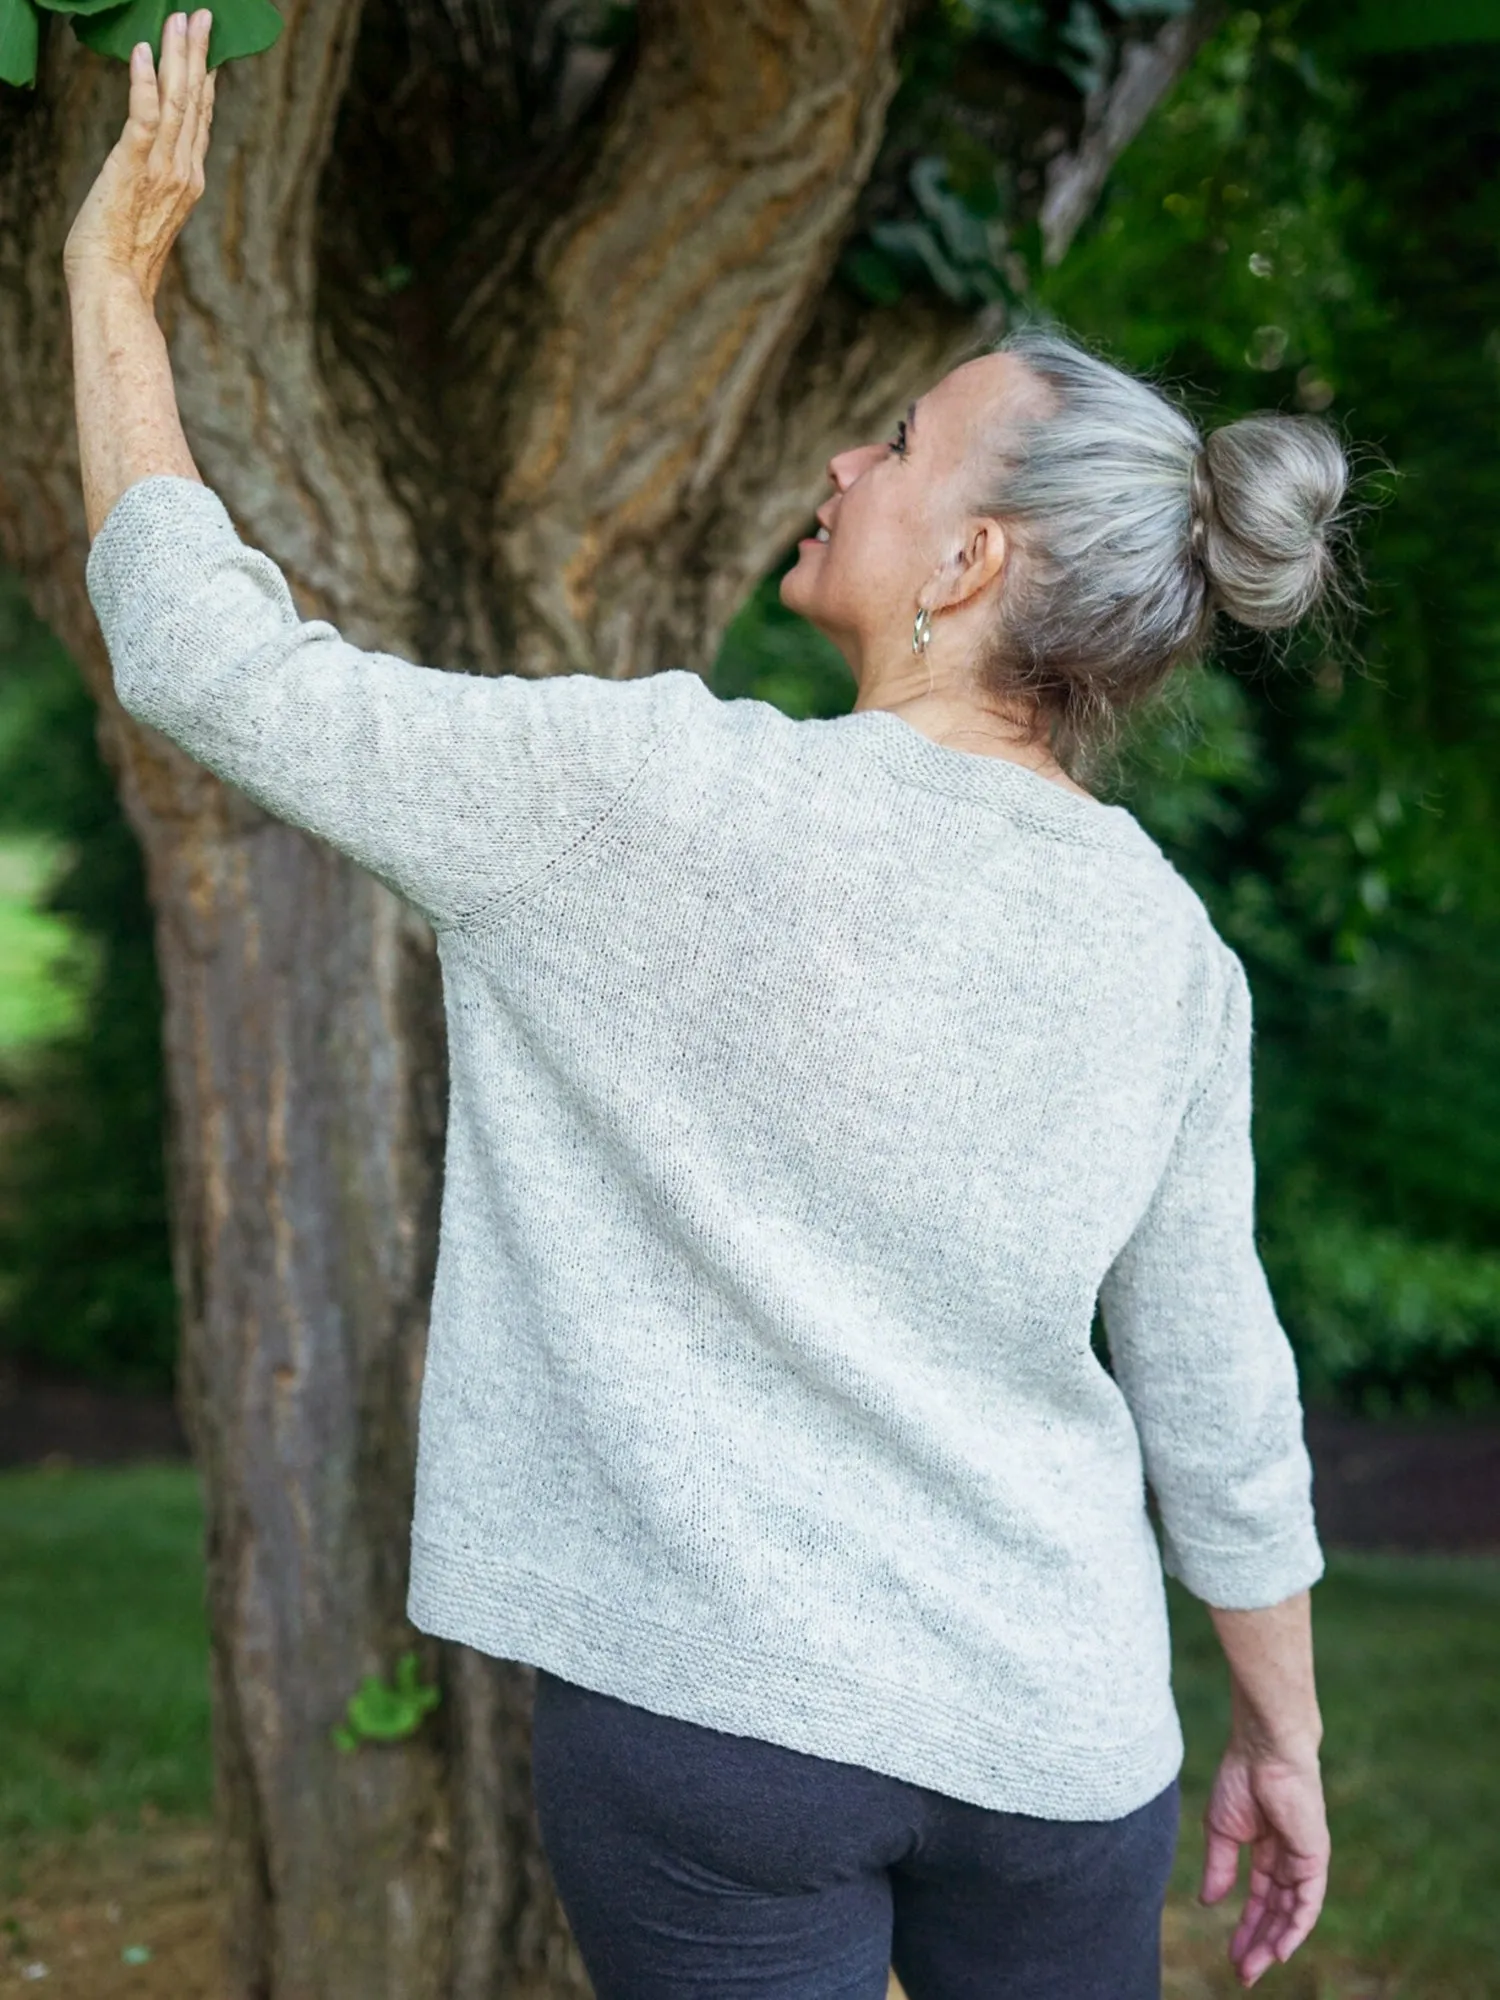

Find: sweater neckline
831;705;1151;852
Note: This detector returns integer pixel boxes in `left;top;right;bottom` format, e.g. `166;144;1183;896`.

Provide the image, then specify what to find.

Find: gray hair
972;325;1350;769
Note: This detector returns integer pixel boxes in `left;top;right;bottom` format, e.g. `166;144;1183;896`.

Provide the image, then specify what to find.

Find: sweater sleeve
85;475;674;931
1097;943;1324;1610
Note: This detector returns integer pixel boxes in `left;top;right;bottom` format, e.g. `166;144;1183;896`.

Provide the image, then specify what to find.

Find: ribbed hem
829;706;1159;855
407;1529;1185;1823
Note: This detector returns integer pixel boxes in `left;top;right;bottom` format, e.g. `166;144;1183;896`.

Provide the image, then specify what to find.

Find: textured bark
0;3;1205;1993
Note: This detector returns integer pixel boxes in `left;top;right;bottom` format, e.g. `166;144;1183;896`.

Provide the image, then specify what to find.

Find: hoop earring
912;606;933;657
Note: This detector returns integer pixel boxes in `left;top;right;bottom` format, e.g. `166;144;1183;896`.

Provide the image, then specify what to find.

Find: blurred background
1;3;1497;1995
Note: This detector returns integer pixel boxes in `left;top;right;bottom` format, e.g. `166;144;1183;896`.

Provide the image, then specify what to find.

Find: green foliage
0;841;93;1052
73;0;282;70
840;0;1193;311
1167;1560;1500;1987
1035;4;1500;1409
330;1651;442;1754
864;155;1019;308
0;0;280;89
0;579;175;1393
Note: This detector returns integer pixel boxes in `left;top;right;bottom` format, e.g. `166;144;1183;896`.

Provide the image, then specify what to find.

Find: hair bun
1192;414;1349;630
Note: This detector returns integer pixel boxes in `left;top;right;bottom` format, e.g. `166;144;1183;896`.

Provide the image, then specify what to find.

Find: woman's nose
826;446;868;491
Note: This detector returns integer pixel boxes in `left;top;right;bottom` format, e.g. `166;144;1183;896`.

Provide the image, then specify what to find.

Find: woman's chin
778;556;818;615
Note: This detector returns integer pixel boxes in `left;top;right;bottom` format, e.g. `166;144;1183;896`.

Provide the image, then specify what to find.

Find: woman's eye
888;420;908;458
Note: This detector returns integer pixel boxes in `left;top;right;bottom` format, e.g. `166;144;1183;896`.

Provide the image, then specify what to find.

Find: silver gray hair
973;325;1350;768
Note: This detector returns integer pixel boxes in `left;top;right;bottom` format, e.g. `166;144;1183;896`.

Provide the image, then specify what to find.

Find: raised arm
65;13;210;535
1097;942;1328;1987
64;18;675;932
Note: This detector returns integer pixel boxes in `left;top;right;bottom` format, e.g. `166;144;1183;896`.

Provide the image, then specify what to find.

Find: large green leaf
72;0;280;67
36;0;144;20
0;0;39;86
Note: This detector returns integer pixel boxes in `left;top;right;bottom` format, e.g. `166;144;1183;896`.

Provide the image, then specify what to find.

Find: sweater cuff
1160;1521;1326;1610
86;475;243;659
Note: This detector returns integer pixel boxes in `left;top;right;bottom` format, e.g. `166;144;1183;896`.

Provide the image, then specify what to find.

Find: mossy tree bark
0;3;1207;1992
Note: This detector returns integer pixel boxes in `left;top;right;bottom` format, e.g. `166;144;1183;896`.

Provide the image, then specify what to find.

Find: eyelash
889;419;908;459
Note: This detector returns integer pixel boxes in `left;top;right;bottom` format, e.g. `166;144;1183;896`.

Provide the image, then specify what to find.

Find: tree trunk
0;3;1208;1992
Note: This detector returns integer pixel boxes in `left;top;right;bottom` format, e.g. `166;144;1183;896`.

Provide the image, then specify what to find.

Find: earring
912;606;933;657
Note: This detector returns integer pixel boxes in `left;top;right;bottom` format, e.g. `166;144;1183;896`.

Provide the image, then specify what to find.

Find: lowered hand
1200;1736;1330;1986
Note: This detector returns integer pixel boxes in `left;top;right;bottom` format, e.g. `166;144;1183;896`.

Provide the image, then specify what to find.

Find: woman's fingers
63;11;213;298
151;11;213;197
174;13;213;182
1197;1823;1240;1905
125;39;161;146
191;68;217;181
1272;1867;1327;1961
1229;1852;1326;1987
155;11;192;160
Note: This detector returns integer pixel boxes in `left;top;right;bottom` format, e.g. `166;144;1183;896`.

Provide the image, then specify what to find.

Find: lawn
1;1464;1496;1997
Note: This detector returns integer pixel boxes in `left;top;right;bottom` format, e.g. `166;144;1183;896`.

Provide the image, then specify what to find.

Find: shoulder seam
435;714;675;939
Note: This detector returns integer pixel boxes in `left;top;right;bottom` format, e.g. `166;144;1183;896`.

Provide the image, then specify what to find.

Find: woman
67;19;1335;1999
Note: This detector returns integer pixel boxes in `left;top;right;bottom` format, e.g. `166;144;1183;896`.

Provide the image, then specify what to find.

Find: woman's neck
852;687;1093;801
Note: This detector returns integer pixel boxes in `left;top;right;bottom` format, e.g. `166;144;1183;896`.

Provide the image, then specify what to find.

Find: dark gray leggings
530;1668;1180;1999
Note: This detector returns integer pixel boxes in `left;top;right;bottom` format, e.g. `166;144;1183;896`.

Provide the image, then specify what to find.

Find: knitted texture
88;475;1324;1821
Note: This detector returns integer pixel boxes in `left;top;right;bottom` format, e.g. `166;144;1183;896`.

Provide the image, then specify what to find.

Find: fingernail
131;39;150;67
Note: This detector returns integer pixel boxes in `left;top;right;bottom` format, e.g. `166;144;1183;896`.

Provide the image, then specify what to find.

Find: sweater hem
406;1529;1185;1823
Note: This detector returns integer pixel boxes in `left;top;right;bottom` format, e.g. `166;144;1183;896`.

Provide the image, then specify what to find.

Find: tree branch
1040;6;1222;266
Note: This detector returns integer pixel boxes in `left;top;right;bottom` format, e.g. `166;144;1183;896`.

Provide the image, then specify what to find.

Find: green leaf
72;0;281;68
0;0;39;87
332;1649;441;1751
35;0;143;20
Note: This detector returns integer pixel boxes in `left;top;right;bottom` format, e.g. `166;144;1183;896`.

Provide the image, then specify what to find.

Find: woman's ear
923;518;1009;615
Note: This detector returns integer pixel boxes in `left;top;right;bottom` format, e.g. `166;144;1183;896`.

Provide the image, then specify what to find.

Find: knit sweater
88;476;1323;1821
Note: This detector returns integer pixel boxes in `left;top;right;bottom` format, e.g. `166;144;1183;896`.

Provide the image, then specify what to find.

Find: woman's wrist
1207;1591;1322;1768
66;253;154;308
1227;1683;1323;1765
70;262;197;539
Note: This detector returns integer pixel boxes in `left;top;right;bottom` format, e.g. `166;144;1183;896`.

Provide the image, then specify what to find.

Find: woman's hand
66;11;212;535
1200;1737;1330;1987
64;11;216;305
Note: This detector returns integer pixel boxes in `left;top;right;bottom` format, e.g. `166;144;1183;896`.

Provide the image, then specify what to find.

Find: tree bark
0;3;1207;1992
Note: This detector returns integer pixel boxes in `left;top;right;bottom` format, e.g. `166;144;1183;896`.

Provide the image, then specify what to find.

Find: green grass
1168;1561;1500;1994
1;1466;1496;1992
0;1465;212;1846
0;838;91;1054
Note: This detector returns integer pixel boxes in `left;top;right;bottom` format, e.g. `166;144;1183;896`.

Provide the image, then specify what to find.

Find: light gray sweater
88;476;1323;1821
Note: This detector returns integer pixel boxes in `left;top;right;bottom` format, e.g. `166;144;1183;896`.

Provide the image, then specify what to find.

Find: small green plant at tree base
0;0;280;92
330;1650;441;1755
